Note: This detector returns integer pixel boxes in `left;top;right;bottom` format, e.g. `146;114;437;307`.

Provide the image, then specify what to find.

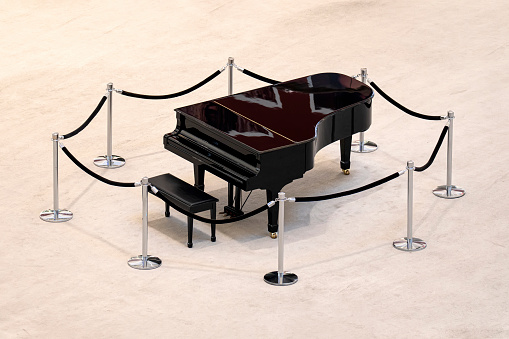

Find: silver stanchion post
352;68;377;153
94;82;126;169
226;57;242;210
228;57;234;96
264;192;298;286
128;177;161;270
40;132;73;222
433;110;465;199
393;161;426;251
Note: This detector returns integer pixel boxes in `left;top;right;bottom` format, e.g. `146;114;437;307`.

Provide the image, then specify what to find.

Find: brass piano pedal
342;169;350;175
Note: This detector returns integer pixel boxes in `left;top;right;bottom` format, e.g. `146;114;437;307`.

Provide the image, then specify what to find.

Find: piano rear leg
194;164;205;190
340;136;352;175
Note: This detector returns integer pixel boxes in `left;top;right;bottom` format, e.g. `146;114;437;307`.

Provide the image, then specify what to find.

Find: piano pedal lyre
342;169;350;175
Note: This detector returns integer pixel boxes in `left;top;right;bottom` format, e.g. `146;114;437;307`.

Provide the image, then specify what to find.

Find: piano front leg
340;136;352;175
193;164;205;190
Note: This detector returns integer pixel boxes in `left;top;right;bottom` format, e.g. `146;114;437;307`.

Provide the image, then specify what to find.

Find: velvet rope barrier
60;144;137;187
415;125;449;172
62;96;107;139
369;81;443;121
120;70;222;100
241;69;280;85
294;172;402;203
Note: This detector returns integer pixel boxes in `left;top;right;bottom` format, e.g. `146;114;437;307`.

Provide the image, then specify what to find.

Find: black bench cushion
148;173;218;213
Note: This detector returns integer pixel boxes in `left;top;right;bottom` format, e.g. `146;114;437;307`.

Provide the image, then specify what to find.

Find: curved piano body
164;72;373;233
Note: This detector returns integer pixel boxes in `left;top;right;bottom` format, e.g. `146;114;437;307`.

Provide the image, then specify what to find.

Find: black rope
62;96;107;139
294;172;401;203
370;81;443;121
120;70;222;100
415;125;449;172
242;69;279;85
153;190;269;225
60;145;137;187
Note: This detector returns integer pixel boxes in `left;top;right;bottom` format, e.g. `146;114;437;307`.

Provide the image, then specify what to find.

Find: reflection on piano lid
175;72;373;152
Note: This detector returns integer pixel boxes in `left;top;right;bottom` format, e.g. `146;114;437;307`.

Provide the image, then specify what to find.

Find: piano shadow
148;157;394;248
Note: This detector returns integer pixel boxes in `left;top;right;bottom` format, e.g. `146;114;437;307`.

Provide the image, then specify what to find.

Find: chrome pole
142;177;149;260
128;177;161;270
264;192;298;286
433;110;465;198
53;132;60;213
94;83;125;169
277;192;285;284
352;68;377;153
393;161;426;251
227;57;242;211
228;57;234;95
40;132;73;222
407;161;414;249
107;83;113;165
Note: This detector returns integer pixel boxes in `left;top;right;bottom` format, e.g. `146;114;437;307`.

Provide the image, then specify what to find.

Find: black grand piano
164;72;373;236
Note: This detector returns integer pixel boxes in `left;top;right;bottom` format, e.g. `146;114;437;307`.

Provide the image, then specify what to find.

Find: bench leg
211;204;216;242
187;216;193;248
165;202;170;217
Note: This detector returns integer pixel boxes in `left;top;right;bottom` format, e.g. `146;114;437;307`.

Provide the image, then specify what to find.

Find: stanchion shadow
66;178;99;209
65;164;134;210
66;223;132;256
292;242;398;271
123;150;168;160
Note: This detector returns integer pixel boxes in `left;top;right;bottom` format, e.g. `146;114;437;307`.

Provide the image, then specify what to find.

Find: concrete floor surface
1;1;508;338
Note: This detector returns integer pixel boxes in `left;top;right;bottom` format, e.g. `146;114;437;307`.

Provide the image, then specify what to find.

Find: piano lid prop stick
40;132;73;222
128;177;162;270
352;68;378;153
433;110;465;199
264;192;298;286
94;82;126;169
393;161;426;251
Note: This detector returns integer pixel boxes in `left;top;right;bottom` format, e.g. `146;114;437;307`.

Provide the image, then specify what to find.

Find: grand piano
163;72;374;236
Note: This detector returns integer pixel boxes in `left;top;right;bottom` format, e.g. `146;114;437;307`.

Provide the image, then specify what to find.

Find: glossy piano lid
176;72;373;152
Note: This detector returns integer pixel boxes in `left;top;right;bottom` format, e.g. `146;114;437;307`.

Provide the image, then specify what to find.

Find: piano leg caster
270;232;278;239
342;169;350;175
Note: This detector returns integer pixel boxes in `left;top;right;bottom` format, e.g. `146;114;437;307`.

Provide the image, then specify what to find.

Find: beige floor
1;1;508;338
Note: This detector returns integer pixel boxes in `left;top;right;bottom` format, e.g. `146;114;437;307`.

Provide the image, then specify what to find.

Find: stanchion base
264;271;298;286
351;140;377;153
40;209;73;222
393;237;426;252
94;155;126;169
432;185;465;199
127;255;162;270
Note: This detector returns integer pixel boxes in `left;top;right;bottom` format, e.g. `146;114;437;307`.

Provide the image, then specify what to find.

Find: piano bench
148;173;218;248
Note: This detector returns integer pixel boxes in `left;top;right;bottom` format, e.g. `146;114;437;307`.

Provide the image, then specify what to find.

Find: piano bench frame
148;173;218;248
